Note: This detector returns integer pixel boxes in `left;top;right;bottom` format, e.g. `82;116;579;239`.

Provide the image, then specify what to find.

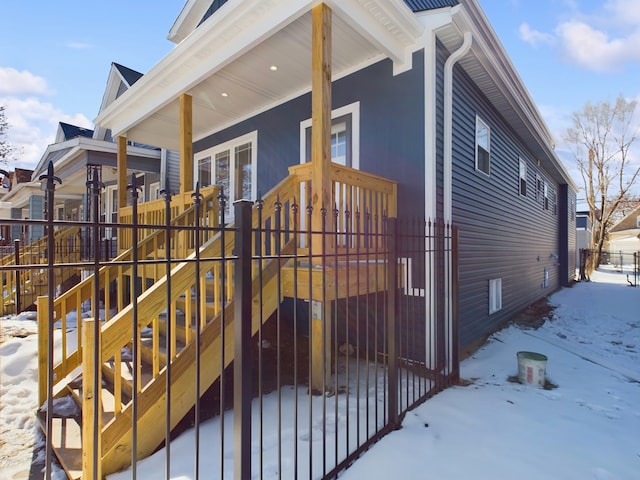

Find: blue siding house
95;0;577;358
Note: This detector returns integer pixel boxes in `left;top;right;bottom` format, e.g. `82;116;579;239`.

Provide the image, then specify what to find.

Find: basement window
475;116;490;176
489;278;502;314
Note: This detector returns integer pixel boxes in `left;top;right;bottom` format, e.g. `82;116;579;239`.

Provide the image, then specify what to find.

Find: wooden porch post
117;136;127;252
310;3;333;393
179;93;193;196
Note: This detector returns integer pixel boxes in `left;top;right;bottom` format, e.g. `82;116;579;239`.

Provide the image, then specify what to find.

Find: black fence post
234;199;253;480
386;217;399;429
38;160;60;480
13;239;20;314
451;226;460;384
86;166;104;480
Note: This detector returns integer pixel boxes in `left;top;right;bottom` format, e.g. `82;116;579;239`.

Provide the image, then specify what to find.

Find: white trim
400;257;425;297
299;102;360;169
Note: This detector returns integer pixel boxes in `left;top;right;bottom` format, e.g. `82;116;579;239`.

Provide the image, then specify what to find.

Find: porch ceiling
94;0;424;151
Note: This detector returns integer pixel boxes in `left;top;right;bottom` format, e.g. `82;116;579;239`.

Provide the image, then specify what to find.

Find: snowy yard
1;266;638;479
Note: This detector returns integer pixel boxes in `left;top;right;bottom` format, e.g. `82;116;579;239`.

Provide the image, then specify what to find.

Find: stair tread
37;411;82;480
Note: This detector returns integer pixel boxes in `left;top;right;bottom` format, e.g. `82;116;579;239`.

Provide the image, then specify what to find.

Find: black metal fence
0;163;459;480
600;250;640;287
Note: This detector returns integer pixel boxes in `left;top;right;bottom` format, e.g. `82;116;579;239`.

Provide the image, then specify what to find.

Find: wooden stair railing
37;186;220;407
37;163;397;479
0;225;82;315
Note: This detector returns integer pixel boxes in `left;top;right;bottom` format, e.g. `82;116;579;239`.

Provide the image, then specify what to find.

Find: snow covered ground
1;266;638;479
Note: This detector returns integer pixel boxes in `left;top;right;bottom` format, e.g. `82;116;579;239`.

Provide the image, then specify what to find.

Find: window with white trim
475;116;490;175
543;182;549;210
489;278;502;314
519;158;527;196
636;215;640;228
195;131;258;219
300;102;360;169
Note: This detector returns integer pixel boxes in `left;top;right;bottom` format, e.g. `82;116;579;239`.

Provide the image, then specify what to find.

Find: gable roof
169;0;459;44
610;204;640;232
113;62;144;86
56;122;94;143
96;0;575;189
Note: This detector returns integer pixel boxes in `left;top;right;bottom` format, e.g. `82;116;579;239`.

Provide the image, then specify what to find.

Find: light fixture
270;65;278;71
221;92;229;97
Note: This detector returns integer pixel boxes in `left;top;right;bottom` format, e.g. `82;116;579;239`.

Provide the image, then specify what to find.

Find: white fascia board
95;0;312;138
326;0;424;75
168;0;210;44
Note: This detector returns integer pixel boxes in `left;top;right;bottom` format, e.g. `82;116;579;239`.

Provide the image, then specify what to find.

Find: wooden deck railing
289;162;397;253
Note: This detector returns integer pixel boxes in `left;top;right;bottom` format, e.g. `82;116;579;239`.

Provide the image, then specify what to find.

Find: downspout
443;31;472;372
443;31;472;223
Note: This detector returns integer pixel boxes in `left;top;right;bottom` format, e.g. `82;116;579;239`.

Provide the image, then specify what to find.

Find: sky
1;265;638;478
1;0;640;185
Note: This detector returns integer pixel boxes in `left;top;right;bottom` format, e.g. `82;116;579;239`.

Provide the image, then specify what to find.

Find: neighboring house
576;209;591;265
2;63;172;249
606;204;640;258
96;0;577;347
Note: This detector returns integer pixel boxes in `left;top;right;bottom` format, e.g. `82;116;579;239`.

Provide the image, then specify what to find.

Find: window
149;182;160;201
475;116;490;175
195;131;258;219
519;158;527;196
636;215;640;228
300;102;360;169
543;182;549;210
489;278;502;314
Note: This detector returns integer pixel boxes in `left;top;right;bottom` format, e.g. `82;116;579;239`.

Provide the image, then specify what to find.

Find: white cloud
604;0;640;27
519;23;554;47
1;96;92;170
0;67;51;96
65;42;94;50
556;20;640;72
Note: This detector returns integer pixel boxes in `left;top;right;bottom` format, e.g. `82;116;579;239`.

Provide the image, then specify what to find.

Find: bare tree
0;106;13;165
565;95;640;274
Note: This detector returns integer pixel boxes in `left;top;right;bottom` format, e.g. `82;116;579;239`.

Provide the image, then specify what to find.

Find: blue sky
1;0;639;185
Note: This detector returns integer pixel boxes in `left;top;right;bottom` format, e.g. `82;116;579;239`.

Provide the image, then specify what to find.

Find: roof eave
95;0;424;144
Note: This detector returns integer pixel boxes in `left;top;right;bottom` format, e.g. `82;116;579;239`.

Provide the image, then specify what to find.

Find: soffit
95;0;424;151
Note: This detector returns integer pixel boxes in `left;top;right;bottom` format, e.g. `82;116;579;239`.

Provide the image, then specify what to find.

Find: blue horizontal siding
445;51;567;346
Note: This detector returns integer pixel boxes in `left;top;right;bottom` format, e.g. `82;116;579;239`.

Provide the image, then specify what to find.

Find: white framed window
475;116;490;176
489;278;502;314
149;181;161;201
543;182;549;210
519;158;527;196
300;102;360;169
195;131;258;219
636;215;640;228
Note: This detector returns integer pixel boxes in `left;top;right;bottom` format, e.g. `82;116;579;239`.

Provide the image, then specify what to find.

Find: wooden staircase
0;226;82;315
37;164;397;479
